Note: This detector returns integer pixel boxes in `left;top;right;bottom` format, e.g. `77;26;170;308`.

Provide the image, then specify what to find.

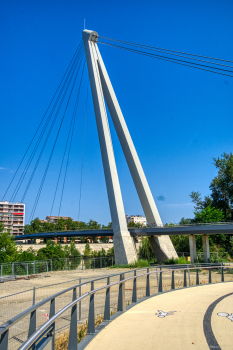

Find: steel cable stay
78;80;89;223
21;48;85;205
57;62;86;218
10;43;84;203
2;40;83;202
98;41;233;78
50;62;86;217
29;57;86;222
9;43;84;203
98;35;233;64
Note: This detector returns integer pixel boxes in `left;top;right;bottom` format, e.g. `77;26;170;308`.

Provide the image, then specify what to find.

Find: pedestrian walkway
85;282;233;349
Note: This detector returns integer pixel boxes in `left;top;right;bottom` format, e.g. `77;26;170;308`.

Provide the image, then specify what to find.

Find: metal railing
1;263;232;350
0;256;115;282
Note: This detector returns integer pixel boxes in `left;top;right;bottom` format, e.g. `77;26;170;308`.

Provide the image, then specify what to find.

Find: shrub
164;256;189;265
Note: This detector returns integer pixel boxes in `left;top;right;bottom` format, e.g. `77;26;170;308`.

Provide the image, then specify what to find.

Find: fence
0;256;115;282
1;263;232;350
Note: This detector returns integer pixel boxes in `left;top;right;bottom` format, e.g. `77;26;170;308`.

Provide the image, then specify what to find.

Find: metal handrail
17;265;225;350
0;265;161;335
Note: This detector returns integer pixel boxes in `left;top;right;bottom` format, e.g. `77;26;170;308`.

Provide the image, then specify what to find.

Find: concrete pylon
82;30;177;263
83;30;137;264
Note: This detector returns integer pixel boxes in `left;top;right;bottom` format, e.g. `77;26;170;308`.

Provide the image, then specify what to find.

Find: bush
110;259;150;269
138;237;156;263
164;256;189;265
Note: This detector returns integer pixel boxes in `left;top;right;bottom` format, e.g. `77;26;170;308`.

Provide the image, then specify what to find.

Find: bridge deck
15;223;233;240
85;282;233;350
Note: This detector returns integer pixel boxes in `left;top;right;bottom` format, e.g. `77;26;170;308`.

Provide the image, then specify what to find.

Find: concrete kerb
78;280;233;350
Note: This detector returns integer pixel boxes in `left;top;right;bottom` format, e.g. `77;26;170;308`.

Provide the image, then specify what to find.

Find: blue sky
0;0;233;225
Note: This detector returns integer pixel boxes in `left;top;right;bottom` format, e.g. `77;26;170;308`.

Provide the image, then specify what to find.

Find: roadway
85;282;233;350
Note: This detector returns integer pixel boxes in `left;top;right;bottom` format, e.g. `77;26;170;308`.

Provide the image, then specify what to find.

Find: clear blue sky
0;0;233;225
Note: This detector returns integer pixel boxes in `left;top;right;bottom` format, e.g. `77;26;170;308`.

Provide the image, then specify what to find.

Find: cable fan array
2;32;232;225
2;40;87;223
98;35;233;78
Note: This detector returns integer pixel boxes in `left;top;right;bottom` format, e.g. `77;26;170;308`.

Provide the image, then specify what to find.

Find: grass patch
110;259;150;269
55;314;104;350
164;256;190;265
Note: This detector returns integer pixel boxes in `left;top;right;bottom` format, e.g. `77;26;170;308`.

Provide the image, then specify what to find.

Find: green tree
179;217;192;225
138;237;156;262
84;242;91;256
210;152;233;219
24;218;44;234
0;224;18;262
127;221;144;228
190;153;233;220
193;205;224;223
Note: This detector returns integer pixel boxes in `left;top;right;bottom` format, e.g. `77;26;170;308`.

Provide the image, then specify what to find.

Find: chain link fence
0;256;115;282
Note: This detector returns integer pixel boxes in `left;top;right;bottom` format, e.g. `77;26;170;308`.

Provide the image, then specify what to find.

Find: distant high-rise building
0;201;25;236
126;215;147;226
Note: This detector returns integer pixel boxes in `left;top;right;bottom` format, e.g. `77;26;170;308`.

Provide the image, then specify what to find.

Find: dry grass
55;311;117;350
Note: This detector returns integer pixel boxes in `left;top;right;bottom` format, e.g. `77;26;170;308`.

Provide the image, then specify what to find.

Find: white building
0;201;25;236
126;215;147;226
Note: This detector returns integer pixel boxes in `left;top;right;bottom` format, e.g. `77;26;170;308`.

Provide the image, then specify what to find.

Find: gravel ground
1;267;232;350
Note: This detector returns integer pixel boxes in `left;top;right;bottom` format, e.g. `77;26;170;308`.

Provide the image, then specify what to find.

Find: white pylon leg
95;40;178;261
82;30;137;264
83;30;178;262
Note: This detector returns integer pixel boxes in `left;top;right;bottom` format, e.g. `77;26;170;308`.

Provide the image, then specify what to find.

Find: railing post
79;278;81;321
68;288;77;350
209;268;212;284
26;263;29;280
0;264;3;283
32;287;36;305
104;277;110;321
12;262;14;278
45;262;49;277
188;267;191;286
33;261;35;275
50;259;52;272
156;267;159;286
81;257;83;270
158;271;163;292
117;273;125;311
196;268;199;285
183;269;187;287
221;263;224;282
87;281;95;334
28;307;37;346
100;257;102;269
146;268;150;297
132;270;137;302
171;270;175;289
65;258;68;271
49;298;55;349
112;256;113;266
94;258;95;270
0;330;9;350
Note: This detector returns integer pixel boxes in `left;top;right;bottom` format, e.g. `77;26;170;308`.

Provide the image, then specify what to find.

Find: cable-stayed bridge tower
83;30;178;264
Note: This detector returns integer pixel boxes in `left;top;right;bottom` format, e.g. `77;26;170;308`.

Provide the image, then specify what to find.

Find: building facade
0;201;25;235
126;215;147;226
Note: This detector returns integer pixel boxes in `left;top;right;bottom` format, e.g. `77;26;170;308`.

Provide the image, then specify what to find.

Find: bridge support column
202;235;210;263
83;30;137;265
189;235;197;263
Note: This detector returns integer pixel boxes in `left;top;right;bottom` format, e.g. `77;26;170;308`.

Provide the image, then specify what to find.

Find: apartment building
126;215;147;226
0;201;25;236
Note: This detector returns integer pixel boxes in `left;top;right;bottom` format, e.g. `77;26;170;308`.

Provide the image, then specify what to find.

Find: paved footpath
85;282;233;350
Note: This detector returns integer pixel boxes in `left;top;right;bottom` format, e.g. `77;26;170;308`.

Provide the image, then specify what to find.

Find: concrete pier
202;235;210;263
189;235;197;263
